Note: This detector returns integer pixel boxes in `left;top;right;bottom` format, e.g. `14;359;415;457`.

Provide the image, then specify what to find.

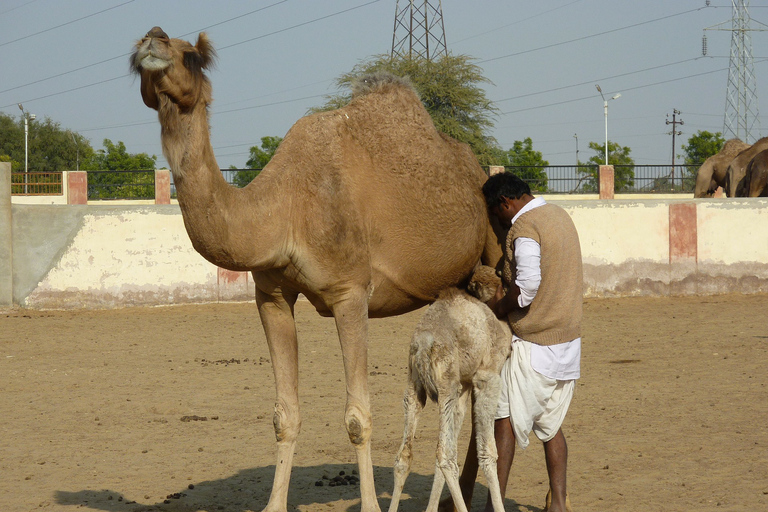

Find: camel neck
159;103;287;271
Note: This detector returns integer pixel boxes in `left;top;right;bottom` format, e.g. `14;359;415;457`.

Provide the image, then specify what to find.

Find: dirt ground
1;293;767;512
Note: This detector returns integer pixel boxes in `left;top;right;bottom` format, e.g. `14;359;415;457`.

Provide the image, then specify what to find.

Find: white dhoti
495;339;575;449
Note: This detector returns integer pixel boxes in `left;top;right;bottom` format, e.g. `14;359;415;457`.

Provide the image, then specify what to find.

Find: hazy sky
2;0;767;170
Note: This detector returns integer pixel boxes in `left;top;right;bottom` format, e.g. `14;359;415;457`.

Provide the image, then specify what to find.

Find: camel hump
351;72;417;99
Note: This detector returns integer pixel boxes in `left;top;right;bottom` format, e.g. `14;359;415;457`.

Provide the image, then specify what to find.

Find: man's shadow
54;463;540;512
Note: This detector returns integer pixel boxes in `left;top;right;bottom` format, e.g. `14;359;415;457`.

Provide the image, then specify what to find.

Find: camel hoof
544;489;572;512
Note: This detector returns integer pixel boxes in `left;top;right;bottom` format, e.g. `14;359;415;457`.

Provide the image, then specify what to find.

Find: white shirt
510;197;581;380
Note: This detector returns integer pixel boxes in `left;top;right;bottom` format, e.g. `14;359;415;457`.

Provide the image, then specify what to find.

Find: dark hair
482;172;531;209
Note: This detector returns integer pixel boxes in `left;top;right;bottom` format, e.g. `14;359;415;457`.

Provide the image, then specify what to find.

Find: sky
2;0;768;170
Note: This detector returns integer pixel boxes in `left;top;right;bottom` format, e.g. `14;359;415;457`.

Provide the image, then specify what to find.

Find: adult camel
725;136;768;197
693;138;749;197
743;148;768;197
130;28;501;512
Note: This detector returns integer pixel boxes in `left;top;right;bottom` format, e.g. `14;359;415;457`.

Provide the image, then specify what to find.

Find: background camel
131;27;501;512
724;136;768;197
694;138;749;198
743;148;768;197
388;265;508;512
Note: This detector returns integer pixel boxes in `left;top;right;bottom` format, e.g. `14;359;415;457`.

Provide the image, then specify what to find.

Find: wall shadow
54;463;541;512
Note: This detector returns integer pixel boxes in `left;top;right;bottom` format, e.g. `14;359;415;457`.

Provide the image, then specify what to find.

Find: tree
0;112;93;173
504;137;549;192
82;139;157;199
681;130;725;166
576;141;635;192
234;136;283;188
312;54;500;164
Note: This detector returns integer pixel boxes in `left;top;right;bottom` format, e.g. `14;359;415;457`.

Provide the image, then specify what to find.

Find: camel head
130;27;216;112
466;265;502;303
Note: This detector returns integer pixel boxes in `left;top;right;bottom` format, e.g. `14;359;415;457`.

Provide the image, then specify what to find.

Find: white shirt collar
511;196;546;225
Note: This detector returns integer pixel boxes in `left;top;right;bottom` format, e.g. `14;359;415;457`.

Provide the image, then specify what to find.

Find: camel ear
194;32;216;69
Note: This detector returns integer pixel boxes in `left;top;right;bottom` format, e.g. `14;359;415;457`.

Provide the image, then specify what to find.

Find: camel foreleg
256;288;300;512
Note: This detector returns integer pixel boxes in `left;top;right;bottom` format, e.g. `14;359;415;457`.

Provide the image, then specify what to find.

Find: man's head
482;172;533;226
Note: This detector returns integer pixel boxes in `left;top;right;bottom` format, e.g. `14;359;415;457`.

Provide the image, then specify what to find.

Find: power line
218;0;382;51
500;66;728;116
494;57;702;104
1;1;382;110
479;7;707;65
0;0;136;48
0;0;289;96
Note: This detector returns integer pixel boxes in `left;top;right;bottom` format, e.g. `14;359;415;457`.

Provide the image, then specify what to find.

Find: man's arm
487;237;541;319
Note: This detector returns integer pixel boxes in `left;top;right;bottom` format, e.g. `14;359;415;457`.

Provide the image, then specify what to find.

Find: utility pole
391;0;447;60
666;109;683;190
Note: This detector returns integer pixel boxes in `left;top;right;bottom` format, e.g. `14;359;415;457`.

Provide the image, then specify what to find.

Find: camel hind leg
427;384;470;512
388;376;426;512
472;370;505;512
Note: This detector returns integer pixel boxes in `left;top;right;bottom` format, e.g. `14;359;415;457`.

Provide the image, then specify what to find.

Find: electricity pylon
703;0;767;143
391;0;447;60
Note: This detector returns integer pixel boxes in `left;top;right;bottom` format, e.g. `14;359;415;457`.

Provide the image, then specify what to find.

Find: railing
87;170;155;200
484;165;698;194
11;172;63;195
10;166;698;200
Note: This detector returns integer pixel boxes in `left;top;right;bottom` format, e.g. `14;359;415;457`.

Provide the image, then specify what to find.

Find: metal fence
11;172;63;195
484;164;698;194
10;167;698;199
87;170;155;200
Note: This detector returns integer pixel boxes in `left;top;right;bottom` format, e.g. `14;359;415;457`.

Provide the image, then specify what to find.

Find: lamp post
69;131;79;171
17;104;36;194
595;85;620;165
573;133;579;164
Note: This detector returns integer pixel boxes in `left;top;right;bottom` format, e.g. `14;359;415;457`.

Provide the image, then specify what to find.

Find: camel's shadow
54;463;541;512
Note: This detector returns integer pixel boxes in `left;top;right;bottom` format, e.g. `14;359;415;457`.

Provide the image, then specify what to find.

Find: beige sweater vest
502;203;583;345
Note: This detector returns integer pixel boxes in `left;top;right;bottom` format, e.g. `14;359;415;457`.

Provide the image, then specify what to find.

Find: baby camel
388;265;510;512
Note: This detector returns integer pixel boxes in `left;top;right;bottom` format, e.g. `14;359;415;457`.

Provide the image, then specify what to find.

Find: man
450;172;582;512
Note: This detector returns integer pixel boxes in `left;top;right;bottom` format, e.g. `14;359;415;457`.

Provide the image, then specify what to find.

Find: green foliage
0;112;93;173
312;53;499;164
83;139;155;171
234;136;283;188
504;137;549;192
576;141;635;192
681;130;724;166
83;139;157;199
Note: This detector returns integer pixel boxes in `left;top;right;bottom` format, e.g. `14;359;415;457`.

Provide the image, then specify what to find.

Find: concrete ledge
6;198;768;308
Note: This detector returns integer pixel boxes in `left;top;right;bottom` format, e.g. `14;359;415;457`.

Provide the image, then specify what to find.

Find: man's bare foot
544;489;573;512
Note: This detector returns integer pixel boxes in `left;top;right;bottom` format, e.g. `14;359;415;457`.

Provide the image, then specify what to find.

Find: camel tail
410;329;440;403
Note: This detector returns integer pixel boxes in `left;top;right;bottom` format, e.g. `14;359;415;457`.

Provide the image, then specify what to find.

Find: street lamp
18;103;36;194
573;133;579;164
69;131;80;171
595;85;620;165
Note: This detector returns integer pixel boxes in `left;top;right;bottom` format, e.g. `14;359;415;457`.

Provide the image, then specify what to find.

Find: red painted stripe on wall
669;203;697;263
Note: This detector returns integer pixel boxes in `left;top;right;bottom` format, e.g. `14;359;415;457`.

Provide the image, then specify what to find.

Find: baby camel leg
426;391;469;512
472;370;505;512
388;380;425;512
428;386;470;512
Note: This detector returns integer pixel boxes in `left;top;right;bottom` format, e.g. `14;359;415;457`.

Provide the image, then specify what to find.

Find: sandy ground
1;294;767;512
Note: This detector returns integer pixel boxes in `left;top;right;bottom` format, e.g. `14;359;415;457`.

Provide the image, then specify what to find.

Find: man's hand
487;283;520;319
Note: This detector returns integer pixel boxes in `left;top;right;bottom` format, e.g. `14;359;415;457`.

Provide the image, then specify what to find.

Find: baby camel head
466;265;502;303
130;27;216;112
